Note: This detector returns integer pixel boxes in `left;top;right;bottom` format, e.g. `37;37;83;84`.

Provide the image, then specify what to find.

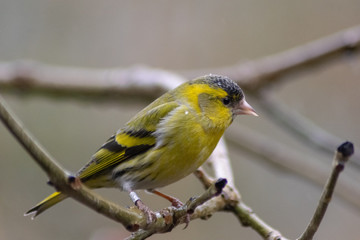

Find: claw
170;198;184;208
135;199;156;224
183;212;191;229
145;189;195;228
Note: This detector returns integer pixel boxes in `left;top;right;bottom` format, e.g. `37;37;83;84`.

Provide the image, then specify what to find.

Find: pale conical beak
233;99;258;116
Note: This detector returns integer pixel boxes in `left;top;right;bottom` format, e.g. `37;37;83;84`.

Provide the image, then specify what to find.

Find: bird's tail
25;191;67;219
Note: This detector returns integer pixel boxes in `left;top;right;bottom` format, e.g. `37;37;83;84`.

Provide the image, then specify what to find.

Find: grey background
1;1;360;239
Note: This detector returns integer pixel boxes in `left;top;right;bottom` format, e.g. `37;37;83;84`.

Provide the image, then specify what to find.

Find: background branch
1;25;360;97
0;62;185;98
257;91;360;168
182;25;360;91
0;26;358;173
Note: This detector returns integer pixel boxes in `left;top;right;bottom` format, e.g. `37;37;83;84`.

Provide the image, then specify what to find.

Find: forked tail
25;191;67;219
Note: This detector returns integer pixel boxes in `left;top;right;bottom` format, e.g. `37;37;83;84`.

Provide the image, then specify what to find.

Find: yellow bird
25;74;257;219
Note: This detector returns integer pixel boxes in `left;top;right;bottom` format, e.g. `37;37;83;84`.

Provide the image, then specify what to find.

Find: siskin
25;74;257;220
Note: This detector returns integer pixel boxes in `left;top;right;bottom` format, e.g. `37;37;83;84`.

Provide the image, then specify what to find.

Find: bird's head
179;75;257;129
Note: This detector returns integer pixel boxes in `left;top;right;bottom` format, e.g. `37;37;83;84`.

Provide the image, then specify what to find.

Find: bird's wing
77;101;180;182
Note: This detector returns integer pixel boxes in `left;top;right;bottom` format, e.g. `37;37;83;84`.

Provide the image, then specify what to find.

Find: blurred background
1;1;360;239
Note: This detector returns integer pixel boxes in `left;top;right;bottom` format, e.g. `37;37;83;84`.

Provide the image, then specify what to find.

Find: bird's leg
129;191;156;224
148;189;184;208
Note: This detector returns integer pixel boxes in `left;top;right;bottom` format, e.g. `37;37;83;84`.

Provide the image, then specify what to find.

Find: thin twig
232;202;288;240
297;142;354;240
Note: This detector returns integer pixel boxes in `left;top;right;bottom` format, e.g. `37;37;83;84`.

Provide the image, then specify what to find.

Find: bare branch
297;141;354;240
0;27;358;171
1;25;360;97
0;61;185;98
183;25;360;91
232;202;288;240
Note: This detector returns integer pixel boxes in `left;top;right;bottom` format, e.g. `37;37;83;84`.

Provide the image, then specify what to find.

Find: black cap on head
204;74;243;100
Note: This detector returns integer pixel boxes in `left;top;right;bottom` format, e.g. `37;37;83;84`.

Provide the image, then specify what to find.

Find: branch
182;25;360;91
1;25;360;97
297;141;354;240
232;202;288;240
0;62;185;98
0;94;146;230
0;26;358;167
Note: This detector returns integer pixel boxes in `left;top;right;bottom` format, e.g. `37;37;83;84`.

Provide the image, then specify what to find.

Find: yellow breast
131;103;229;189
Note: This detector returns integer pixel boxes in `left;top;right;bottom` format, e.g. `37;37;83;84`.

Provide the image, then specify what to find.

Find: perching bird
25;74;257;219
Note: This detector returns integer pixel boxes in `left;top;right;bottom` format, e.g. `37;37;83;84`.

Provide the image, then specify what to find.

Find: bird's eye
222;97;230;105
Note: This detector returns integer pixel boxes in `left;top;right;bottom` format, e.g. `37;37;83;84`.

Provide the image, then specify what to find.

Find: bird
25;74;257;220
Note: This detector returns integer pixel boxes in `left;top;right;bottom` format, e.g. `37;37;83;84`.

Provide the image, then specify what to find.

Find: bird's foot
147;189;195;228
169;197;184;208
135;199;156;224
